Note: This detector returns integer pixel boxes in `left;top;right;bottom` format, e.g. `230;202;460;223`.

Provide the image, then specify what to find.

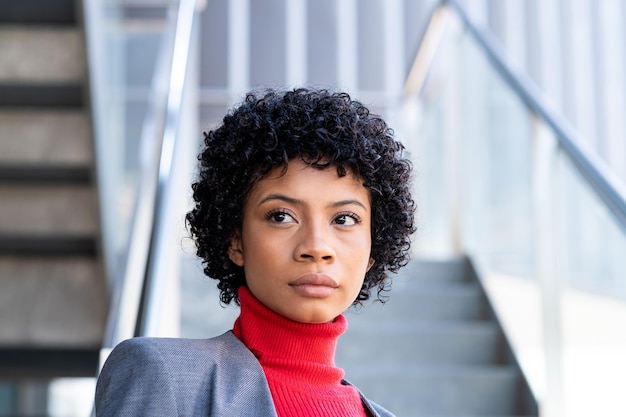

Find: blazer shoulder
118;331;256;369
98;331;252;386
96;336;182;416
96;332;277;417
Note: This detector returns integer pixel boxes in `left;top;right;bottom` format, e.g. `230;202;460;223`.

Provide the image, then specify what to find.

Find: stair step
0;236;97;256
0;348;99;378
0;0;76;25
0;165;92;184
0;84;83;108
0;27;84;83
346;283;486;321
0;256;106;347
0;164;92;185
0;110;92;165
337;322;501;366
346;365;520;417
401;257;471;284
0;185;98;235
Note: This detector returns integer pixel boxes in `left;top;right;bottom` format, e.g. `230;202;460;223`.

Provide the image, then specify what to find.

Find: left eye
334;214;358;226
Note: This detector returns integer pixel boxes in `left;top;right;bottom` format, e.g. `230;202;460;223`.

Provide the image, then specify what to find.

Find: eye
266;210;296;224
334;213;361;226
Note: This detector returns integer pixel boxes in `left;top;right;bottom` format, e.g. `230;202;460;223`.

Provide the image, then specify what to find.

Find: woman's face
228;159;373;323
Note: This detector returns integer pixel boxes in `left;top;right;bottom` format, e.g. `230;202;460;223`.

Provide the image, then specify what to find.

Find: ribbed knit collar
232;286;348;388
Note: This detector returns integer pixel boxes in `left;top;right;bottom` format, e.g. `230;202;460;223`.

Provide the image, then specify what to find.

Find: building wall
197;0;438;128
194;0;626;183
459;0;626;182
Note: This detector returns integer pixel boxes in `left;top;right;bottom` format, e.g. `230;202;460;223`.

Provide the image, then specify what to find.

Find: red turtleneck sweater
232;287;367;417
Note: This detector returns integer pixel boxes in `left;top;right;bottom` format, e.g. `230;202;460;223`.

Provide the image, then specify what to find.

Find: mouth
289;273;338;298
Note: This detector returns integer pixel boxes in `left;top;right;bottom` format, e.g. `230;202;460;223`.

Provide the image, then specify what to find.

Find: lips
289;273;338;298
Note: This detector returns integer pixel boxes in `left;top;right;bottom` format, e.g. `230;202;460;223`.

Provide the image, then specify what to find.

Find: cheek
243;230;285;272
349;237;372;278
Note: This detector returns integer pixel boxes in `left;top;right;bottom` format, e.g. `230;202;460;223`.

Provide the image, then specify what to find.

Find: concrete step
0;165;91;184
338;257;538;416
346;365;520;417
0;185;98;235
0;236;96;256
0;84;83;108
0;0;106;385
0;27;84;83
337;322;502;366
0;110;92;165
0;255;106;347
0;0;76;25
347;282;486;321
402;257;471;284
0;347;99;378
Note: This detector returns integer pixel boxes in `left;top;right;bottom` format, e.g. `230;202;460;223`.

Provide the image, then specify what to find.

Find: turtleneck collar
232;286;348;386
232;286;368;417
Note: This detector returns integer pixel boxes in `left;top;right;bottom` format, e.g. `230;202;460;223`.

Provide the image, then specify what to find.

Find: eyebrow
258;194;368;210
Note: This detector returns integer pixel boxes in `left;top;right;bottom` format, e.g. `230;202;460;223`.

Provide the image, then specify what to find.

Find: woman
96;88;415;416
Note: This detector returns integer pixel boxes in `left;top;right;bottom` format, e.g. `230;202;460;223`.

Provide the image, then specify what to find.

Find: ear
227;232;244;267
366;258;375;272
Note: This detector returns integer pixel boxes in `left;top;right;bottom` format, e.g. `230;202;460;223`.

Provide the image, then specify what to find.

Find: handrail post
531;114;564;417
442;35;463;255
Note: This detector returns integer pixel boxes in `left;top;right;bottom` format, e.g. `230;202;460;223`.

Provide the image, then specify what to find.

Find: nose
294;222;336;262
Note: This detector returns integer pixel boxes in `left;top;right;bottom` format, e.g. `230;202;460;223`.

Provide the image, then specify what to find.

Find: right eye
266;210;296;224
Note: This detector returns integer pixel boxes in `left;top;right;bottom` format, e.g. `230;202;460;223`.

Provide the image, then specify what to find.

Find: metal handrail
100;0;197;352
139;0;197;337
407;0;626;234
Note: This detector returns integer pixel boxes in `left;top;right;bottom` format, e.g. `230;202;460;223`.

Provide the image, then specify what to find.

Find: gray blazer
95;331;394;417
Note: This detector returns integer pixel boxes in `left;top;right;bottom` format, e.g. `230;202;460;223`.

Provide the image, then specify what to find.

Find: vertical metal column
228;0;249;101
286;0;306;87
336;0;357;92
593;0;626;179
384;0;405;107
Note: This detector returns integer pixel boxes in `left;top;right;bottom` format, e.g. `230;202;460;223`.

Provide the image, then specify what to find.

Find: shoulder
95;337;182;416
96;332;251;416
108;331;242;359
97;331;251;386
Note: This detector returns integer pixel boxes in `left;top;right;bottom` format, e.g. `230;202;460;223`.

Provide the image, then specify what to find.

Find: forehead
247;159;369;202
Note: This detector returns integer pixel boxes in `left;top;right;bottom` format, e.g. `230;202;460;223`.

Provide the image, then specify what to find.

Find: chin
287;310;333;324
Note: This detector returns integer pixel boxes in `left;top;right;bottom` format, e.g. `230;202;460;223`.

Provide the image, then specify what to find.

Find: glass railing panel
411;82;452;256
87;5;169;282
558;154;626;299
555;152;626;416
415;18;544;399
414;22;536;279
414;5;626;416
457;33;536;279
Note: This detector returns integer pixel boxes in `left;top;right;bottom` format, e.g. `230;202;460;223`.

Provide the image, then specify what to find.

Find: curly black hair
186;88;415;305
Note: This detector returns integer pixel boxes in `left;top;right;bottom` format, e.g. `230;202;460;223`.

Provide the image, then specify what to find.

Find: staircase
0;0;106;391
337;257;538;417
